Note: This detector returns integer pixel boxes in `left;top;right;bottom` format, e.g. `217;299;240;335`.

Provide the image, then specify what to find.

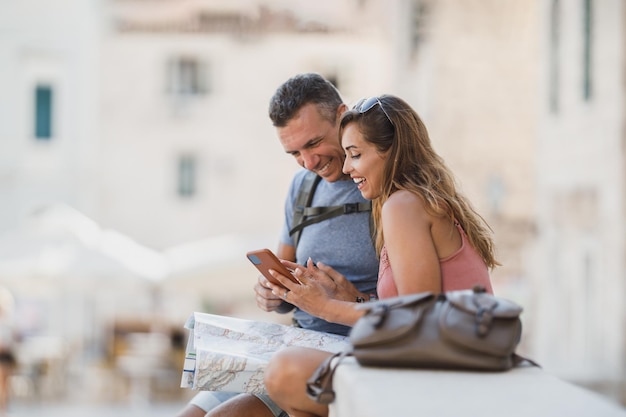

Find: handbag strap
306;350;353;404
513;353;541;368
305;352;538;406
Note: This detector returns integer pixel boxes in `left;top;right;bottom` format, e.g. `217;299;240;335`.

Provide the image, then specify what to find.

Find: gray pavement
8;400;184;417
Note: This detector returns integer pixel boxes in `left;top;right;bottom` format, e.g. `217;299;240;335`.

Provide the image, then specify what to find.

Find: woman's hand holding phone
246;249;300;289
248;252;366;326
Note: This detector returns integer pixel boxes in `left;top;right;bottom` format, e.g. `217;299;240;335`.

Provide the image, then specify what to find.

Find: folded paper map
181;312;349;394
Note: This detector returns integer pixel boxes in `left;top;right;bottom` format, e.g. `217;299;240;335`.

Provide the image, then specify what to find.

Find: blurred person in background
0;287;16;417
175;73;379;417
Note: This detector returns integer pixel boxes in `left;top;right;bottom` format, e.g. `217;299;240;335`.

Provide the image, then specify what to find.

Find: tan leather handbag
306;286;536;404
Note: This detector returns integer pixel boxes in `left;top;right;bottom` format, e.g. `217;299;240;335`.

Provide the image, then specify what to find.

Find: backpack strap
290;202;372;237
290;171;374;248
291;172;323;248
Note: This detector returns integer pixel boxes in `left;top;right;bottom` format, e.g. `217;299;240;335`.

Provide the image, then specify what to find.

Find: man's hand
254;275;294;313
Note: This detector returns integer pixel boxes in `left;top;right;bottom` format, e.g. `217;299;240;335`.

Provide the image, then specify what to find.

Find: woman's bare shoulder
384;189;424;207
383;190;428;216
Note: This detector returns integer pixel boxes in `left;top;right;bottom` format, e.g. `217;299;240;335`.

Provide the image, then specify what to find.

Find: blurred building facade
0;0;624;405
530;0;625;399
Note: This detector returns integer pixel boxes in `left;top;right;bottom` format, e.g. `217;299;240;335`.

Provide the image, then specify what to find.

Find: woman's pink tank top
376;222;493;299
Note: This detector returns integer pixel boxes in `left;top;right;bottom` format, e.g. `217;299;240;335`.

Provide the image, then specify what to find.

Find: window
487;174;506;217
582;0;593;101
178;155;197;197
167;57;208;96
410;0;429;54
549;0;561;113
34;84;53;139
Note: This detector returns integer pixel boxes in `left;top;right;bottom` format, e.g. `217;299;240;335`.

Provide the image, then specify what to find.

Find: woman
263;95;498;417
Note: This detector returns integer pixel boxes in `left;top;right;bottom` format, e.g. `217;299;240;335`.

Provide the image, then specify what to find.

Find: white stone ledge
328;357;626;417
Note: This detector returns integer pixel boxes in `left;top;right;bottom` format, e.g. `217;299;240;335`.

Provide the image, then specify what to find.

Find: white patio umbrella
0;203;172;367
0;203;169;286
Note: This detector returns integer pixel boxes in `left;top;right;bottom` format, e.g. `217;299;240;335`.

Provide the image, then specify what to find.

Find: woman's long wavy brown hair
339;95;499;269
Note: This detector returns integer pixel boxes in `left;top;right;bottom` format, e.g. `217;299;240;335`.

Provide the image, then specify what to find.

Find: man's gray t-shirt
280;169;379;336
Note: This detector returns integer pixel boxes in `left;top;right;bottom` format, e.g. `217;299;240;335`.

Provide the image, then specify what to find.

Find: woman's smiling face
341;123;388;200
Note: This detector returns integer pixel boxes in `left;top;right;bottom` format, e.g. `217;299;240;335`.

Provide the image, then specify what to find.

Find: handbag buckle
475;307;494;337
472;292;498;337
369;304;389;328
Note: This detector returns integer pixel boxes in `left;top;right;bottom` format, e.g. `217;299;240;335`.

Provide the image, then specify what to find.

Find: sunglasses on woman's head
353;96;394;126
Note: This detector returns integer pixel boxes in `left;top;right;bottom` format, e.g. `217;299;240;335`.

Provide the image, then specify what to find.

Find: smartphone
246;248;300;286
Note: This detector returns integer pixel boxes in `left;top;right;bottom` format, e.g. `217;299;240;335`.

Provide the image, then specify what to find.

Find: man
175;73;378;417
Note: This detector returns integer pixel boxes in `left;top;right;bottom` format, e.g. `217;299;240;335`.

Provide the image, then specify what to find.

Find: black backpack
289;171;374;248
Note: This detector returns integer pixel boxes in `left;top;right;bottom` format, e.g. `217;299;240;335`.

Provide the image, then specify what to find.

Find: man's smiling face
277;103;349;182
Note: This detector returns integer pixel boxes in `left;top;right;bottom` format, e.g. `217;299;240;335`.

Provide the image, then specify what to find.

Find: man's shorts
189;391;288;417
